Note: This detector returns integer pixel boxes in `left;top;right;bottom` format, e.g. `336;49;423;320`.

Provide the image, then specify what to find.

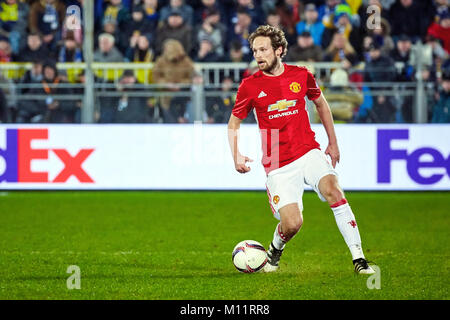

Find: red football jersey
232;64;321;174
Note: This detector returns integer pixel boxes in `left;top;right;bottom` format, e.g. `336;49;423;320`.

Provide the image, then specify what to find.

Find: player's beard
260;56;280;74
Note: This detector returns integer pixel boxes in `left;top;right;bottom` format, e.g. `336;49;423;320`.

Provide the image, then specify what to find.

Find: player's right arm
228;80;254;174
228;115;253;173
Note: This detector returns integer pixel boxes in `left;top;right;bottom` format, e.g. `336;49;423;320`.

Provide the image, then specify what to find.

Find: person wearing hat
296;3;325;46
431;70;450;123
154;8;193;57
159;0;194;27
285;31;324;62
364;40;396;83
390;34;414;81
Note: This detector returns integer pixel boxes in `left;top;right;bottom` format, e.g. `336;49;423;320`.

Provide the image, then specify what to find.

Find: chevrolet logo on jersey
267;99;297;112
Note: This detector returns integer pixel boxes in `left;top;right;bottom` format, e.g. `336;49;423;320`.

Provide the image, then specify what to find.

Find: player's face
252;36;280;73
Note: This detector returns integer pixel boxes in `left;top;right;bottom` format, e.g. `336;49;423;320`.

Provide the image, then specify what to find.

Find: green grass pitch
0;191;448;300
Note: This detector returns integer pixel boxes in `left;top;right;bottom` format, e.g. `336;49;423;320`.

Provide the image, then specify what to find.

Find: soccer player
227;25;374;274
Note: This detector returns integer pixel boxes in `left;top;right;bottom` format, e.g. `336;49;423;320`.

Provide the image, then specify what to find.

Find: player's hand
234;154;253;174
325;143;340;168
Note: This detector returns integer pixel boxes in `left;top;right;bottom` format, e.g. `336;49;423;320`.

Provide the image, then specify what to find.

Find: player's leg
303;149;374;274
318;174;375;274
265;203;303;272
264;160;304;272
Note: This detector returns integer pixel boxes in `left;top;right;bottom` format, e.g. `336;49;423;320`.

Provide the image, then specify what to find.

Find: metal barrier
0;61;432;124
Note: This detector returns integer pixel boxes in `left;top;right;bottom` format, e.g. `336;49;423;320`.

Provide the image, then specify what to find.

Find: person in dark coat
114;70;149;123
285;31;324;62
388;0;432;40
17;62;76;123
14;32;51;62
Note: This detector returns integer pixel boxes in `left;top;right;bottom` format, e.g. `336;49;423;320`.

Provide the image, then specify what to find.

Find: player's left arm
312;94;340;168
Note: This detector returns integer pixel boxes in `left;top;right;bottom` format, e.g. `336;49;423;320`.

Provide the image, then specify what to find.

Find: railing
0;61;431;124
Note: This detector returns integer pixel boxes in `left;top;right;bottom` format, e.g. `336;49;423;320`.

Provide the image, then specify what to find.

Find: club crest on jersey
273;195;280;204
267;99;297;112
289;82;301;93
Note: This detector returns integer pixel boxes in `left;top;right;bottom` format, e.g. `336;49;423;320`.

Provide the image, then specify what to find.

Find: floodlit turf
0;191;448;300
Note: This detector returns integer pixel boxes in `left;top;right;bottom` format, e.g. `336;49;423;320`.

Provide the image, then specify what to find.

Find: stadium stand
0;0;448;124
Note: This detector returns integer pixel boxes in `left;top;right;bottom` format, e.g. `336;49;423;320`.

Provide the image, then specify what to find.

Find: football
232;240;268;273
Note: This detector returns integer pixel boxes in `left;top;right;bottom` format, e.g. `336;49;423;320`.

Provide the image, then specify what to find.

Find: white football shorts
265;148;337;220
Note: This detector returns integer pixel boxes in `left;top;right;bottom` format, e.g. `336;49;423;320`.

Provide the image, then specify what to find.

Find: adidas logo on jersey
258;91;267;98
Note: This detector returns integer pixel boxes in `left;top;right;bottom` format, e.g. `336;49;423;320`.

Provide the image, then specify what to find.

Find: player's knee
320;177;344;204
283;216;302;238
323;187;344;204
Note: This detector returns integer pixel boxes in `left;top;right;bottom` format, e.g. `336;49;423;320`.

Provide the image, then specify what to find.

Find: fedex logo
0;129;94;183
377;129;450;185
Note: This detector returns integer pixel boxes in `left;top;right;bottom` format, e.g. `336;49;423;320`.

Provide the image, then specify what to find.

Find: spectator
321;68;363;122
18;60;44;96
364;41;397;122
296;3;325;47
17;62;76;123
93;33;124;62
431;70;450;123
14;32;51;62
370;92;397;123
265;8;296;47
224;39;252;63
367;17;394;57
194;0;225;26
124;3;157;38
230;0;265;26
58;31;83;62
126;34;154;62
364;41;396;82
152;39;194;122
102;0;131;30
154;9;193;57
195;7;226;58
391;34;414;81
29;0;66;51
321;4;363;54
0;0;29;55
323;32;359;69
114;70;149;123
205;76;235;123
275;0;302;46
318;0;342;24
98;18;129;55
142;0;159;28
227;7;257;58
195;38;221;62
159;0;194;26
0;38;11;62
285;31;324;62
388;0;430;40
427;11;450;54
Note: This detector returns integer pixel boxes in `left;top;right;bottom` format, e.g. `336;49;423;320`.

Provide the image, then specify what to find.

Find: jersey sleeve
232;80;253;120
306;70;322;101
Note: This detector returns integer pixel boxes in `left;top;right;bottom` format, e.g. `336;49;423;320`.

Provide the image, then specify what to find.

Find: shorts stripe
265;185;277;216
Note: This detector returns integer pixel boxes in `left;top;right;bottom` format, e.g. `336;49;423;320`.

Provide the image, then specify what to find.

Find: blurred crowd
0;0;449;124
